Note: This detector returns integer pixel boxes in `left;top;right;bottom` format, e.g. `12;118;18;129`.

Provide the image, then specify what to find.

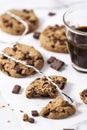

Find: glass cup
63;3;87;72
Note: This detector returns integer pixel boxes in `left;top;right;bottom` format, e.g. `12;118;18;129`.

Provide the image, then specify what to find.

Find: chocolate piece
26;60;34;66
2;55;8;59
31;110;39;117
12;85;21;94
48;12;56;16
6;23;13;27
28;117;35;123
47;56;56;64
50;59;64;70
25;16;30;20
22;9;29;13
33;32;40;39
15;67;22;74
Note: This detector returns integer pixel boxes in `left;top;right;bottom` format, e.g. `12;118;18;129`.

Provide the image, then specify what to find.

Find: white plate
0;1;87;130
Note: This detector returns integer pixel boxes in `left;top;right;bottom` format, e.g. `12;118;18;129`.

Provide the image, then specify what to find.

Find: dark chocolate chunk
25;16;30;20
26;60;34;66
50;59;64;70
16;30;20;33
13;47;17;52
2;55;8;59
3;19;8;23
31;110;39;117
53;37;59;43
22;9;29;13
47;56;56;64
48;12;56;16
6;23;13;27
33;32;40;39
30;20;36;24
12;85;21;94
28;117;35;123
15;67;22;74
51;45;55;48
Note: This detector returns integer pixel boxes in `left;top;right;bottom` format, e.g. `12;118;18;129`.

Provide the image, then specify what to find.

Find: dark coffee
67;26;87;69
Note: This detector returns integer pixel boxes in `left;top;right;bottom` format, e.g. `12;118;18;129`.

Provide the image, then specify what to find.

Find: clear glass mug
63;3;87;72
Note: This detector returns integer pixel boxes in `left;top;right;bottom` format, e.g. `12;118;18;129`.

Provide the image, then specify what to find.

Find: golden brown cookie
0;43;44;78
39;25;68;53
80;89;87;104
0;9;39;35
40;97;76;119
26;76;67;98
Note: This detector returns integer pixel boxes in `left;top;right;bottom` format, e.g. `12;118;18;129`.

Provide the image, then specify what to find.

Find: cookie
0;9;39;35
26;76;67;98
0;43;44;78
39;25;68;53
40;97;76;119
80;89;87;104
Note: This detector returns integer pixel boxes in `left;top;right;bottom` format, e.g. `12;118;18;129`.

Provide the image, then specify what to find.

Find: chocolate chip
50;59;64;70
26;60;34;66
6;23;13;28
31;110;39;117
48;12;56;16
51;45;55;48
12;85;21;94
33;32;40;39
3;19;8;23
22;9;29;13
30;20;36;24
25;16;30;20
53;37;59;43
2;55;8;59
15;67;22;74
13;47;17;52
24;54;31;60
28;117;35;123
47;56;56;64
16;30;20;33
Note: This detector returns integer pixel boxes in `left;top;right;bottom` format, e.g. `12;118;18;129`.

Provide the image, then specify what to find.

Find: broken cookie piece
80;89;87;104
40;97;76;119
25;75;67;98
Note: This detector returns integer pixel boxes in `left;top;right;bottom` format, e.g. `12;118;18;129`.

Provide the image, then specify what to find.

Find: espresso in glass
63;4;87;72
67;26;87;70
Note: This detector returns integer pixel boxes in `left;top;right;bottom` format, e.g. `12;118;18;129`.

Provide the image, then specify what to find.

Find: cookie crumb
31;110;39;117
28;117;35;123
23;113;29;121
20;110;24;113
48;12;56;16
33;32;40;39
12;85;21;94
7;120;11;123
63;129;74;130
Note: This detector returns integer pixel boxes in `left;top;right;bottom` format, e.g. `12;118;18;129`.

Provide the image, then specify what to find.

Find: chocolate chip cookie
39;25;68;53
40;97;76;119
0;43;44;78
80;89;87;104
26;76;67;98
0;9;39;35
